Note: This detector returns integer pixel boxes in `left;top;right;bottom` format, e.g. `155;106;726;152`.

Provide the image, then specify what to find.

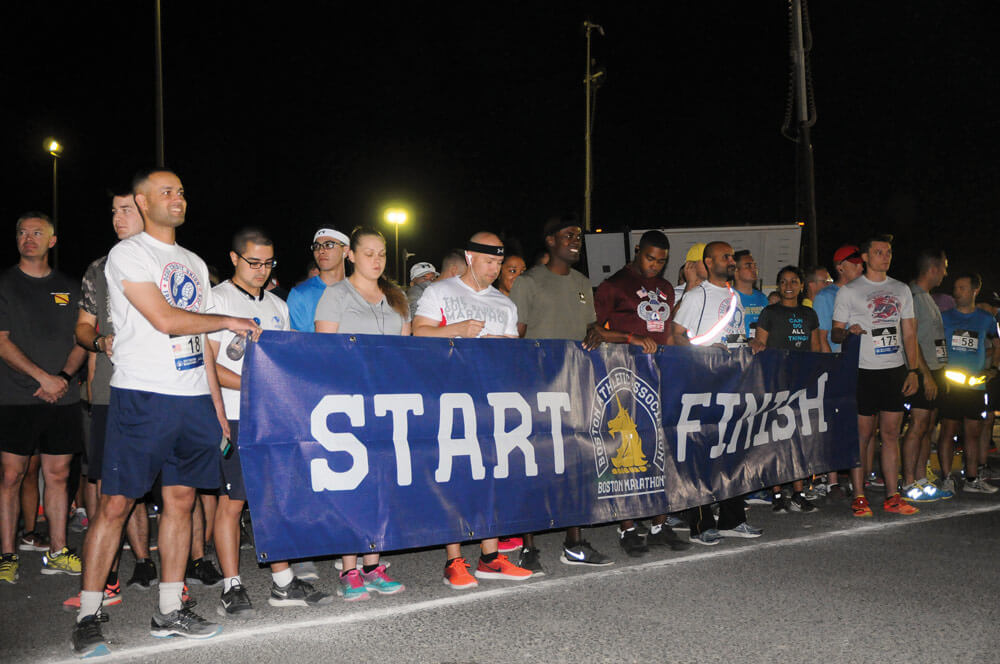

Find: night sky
2;2;996;291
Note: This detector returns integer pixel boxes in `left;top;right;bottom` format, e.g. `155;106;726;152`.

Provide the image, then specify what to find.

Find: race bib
170;334;205;371
872;325;899;355
951;329;979;351
934;338;948;362
725;333;747;349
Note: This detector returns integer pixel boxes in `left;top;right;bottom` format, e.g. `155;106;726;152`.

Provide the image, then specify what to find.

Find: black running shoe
127;558;158;589
268;577;333;607
72;613;110;657
516;546;546;576
185;557;223;587
772;493;791;514
560;540;613;566
150;607;221;639
217;583;256;618
645;527;692;551
790;492;817;513
618;529;649;557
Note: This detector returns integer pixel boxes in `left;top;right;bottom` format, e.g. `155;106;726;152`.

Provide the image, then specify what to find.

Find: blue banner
239;332;859;562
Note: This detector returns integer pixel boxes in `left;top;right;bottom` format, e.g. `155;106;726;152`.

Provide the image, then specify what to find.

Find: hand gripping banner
239;332;860;562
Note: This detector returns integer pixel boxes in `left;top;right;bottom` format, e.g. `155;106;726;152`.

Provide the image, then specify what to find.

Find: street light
46;138;63;268
384;208;408;282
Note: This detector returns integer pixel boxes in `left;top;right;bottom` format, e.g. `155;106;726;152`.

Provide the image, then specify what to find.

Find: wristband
626;333;633;344
57;371;72;382
92;335;103;352
908;368;919;374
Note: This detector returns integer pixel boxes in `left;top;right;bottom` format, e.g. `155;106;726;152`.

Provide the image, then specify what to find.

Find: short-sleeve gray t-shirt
909;282;947;370
315;278;405;335
80;256;114;405
508;265;595;341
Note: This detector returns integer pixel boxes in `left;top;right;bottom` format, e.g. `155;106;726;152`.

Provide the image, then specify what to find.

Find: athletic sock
271;567;294;588
362;564;379;574
77;590;103;623
480;551;498;564
446;557;461;567
159;581;184;615
223;575;241;592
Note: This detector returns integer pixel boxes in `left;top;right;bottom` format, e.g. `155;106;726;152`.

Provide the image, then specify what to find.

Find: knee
99;495;133;522
0;465;27;489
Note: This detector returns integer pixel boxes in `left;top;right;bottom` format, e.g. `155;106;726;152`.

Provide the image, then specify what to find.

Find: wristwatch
93;335;104;352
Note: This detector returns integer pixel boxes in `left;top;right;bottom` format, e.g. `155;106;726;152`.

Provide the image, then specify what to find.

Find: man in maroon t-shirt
585;230;691;556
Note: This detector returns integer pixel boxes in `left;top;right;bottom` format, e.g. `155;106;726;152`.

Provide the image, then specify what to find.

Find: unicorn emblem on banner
607;395;648;474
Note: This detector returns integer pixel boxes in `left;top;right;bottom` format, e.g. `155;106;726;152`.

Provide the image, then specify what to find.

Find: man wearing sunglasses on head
287;228;349;332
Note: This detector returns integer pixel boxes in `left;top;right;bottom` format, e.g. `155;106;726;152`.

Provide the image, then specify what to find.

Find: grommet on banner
349;335;357;343
467;530;474;537
260;552;268;561
369;542;377;551
549;519;555;527
449;339;455;347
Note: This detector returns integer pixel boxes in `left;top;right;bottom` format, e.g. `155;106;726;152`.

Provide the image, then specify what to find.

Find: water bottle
226;333;246;361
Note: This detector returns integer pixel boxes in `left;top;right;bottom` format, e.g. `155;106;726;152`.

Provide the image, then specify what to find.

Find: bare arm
0;331;68;401
206;339;241;391
830;320;865;344
818;329;832;353
121;281;260;338
202;338;230;440
900;317;919;397
412;315;485;339
809;328;822;353
315;320;340;334
672;321;691;347
749;327;769;354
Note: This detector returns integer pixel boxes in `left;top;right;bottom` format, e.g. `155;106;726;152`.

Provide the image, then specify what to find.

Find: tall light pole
583;21;605;232
384;208;408;282
46;138;63;269
154;0;165;166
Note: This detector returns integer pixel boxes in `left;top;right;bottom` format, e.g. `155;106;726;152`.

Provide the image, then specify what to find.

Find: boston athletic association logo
160;262;202;312
591;367;666;499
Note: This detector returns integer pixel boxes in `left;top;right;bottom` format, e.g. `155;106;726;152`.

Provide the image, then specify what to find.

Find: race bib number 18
170;334;205;371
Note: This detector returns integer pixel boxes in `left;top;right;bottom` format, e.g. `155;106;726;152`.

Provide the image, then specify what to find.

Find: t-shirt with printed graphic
0;266;80;405
105;232;215;396
673;281;747;348
209;280;290;419
832;275;914;370
415;276;518;337
910;282;947;370
738;289;769;340
941;307;998;390
757;303;819;351
593;265;674;345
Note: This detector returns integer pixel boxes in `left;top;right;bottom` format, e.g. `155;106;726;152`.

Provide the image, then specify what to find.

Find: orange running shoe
474;554;533;581
851;496;873;518
883;493;919;515
62;582;123;611
443;558;478;590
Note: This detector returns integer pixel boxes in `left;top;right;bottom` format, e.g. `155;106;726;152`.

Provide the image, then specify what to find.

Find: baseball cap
312;228;350;246
685;243;707;263
833;245;863;264
409;261;438;282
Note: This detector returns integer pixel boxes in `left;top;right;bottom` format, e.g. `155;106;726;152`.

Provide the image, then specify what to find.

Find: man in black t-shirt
0;212;87;584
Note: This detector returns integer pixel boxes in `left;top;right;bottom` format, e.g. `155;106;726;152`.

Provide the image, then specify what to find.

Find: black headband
466;241;504;256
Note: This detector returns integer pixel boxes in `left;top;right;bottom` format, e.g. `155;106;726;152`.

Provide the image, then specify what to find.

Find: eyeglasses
311;241;346;252
236;253;277;270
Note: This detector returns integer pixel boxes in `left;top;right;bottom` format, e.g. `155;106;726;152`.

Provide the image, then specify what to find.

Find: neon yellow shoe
41;547;82;576
0;553;19;584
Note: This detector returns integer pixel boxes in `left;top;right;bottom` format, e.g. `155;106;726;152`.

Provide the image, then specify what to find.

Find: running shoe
72;613;110;657
940;476;957;497
772;492;791;514
924;477;952;500
964;477;999;494
903;481;939;503
645;526;692;551
150;606;221;639
790;492;817;513
718;523;763;538
827;484;847;501
664;514;688;531
361;565;405;594
474;554;532;581
516;546;545;576
560;540;613;566
185;557;223;586
745;490;774;505
68;509;89;533
128;558;158;589
805;481;828;500
690;529;722;546
335;569;370;601
866;473;886;491
217;583;256;618
497;537;523;553
851;496;873;518
42;547;82;575
443;558;479;589
883;493;919;514
17;531;48;552
270;576;333;606
291;560;320;580
977;465;996;482
0;553;19;584
617;528;649;557
62;582;123;611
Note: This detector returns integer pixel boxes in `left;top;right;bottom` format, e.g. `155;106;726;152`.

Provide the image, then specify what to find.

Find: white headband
312;228;349;246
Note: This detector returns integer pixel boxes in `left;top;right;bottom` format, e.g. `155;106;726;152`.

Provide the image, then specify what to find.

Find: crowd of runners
0;169;997;657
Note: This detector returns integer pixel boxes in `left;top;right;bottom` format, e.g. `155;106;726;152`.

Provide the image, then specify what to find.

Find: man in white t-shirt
832;234;920;518
71;170;260;657
413;232;531;589
672;241;762;544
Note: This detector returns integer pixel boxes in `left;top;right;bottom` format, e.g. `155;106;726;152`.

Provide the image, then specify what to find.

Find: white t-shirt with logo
832;274;914;370
209;280;290;419
673;281;747;348
415;276;518;337
105;232;215;396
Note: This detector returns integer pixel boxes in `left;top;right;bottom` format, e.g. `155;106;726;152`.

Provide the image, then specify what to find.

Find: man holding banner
413;231;533;589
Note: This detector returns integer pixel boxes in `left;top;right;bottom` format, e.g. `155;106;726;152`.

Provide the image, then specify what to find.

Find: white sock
649;524;663;535
223;575;241;593
159;581;184;615
271;567;294;588
77;590;103;622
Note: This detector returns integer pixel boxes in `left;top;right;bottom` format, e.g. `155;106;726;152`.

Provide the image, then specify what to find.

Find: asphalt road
3;488;1000;664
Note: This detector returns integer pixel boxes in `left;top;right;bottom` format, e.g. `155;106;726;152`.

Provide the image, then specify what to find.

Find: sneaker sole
559;554;614;566
689;538;721;546
365;583;406;594
717;530;762;538
473;570;532;581
150;625;222;639
127;579;159;590
216;606;257;619
18;544;49;552
269;596;327;606
442;577;479;590
334;591;371;602
73;643;111;658
42;567;81;576
497;545;522;553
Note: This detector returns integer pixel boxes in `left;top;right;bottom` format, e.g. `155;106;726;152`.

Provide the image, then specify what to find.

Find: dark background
1;2;996;291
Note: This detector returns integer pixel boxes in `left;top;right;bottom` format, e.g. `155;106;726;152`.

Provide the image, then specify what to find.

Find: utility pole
154;0;165;167
784;0;818;267
583;21;605;233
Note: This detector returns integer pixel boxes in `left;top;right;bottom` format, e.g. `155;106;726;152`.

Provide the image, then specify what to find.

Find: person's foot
665;514;688;531
150;606;222;639
516;546;545;576
883;493;919;514
62;581;123;611
560;540;613;566
940;476;957;497
72;613;110;657
218;583;256;619
903;480;940;503
826;483;847;501
475;554;533;581
497;537;523;553
290;560;320;581
964;477;999;494
41;547;82;575
443;558;478;590
361;565;405;594
745;490;773;505
270;576;334;606
617;529;649;557
789;492;817;513
68;509;89;534
0;553;19;584
185;557;223;587
17;531;49;552
718;523;763;538
127;558;158;589
690;529;722;546
645;526;692;551
772;492;791;514
851;495;873;517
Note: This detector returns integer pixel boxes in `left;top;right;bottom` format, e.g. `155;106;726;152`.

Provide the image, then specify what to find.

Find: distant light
46;138;63;157
796;221;805;227
594;228;603;233
384;208;408;225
